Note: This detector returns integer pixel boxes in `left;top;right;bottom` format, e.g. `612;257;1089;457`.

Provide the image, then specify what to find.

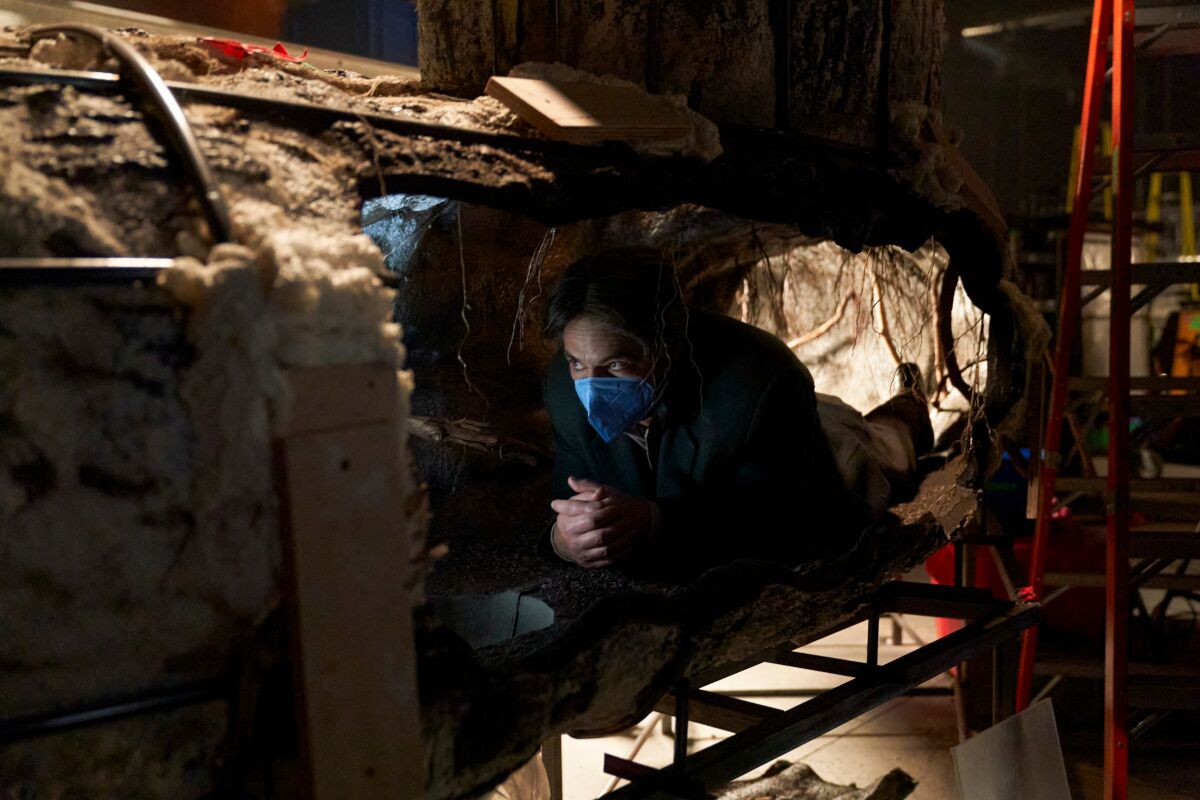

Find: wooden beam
276;364;422;800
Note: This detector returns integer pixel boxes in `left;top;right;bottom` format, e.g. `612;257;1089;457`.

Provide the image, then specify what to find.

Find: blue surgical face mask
573;376;656;443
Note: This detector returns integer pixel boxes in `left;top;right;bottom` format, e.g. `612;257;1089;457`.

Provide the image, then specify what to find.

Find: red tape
199;37;309;64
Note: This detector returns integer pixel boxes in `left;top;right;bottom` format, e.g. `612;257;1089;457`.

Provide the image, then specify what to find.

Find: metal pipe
0;65;637;163
672;680;689;770
0;680;227;743
27;24;232;243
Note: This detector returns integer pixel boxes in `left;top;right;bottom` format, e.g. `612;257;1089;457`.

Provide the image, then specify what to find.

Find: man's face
562;316;652;381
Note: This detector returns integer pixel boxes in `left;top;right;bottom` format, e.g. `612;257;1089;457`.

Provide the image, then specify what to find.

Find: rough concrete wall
417;0;944;147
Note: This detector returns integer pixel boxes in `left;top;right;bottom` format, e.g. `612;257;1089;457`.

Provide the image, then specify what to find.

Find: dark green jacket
545;310;868;576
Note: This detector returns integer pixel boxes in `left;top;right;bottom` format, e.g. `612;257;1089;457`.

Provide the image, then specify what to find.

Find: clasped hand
550;476;654;568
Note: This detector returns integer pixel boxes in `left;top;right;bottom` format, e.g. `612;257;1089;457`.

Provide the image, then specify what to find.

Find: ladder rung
1045;571;1200;590
1078;262;1200;286
1055;476;1200;494
1130;531;1200;560
1130;394;1200;417
1069;376;1200;392
1033;658;1200;681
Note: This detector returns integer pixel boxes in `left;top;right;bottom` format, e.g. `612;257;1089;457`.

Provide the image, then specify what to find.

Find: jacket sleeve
653;365;867;567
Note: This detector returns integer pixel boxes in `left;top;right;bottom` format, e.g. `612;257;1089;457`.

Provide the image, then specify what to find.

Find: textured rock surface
720;760;916;800
417;0;944;147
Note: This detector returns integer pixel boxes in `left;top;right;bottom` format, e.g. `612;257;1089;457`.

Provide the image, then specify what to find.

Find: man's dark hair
543;248;687;358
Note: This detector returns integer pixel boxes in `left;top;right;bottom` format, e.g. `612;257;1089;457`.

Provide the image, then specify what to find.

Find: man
543;249;932;577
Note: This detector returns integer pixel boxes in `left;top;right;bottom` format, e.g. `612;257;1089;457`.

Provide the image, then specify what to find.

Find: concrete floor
551;583;1200;799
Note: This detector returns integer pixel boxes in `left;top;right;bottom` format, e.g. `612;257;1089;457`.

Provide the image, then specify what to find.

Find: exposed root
870;265;904;366
786;290;856;350
507;227;556;364
409;416;547;467
353;114;388;197
455;206;489;411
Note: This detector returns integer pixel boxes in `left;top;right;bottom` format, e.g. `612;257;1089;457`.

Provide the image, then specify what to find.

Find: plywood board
952;700;1070;800
277;365;422;800
485;76;689;143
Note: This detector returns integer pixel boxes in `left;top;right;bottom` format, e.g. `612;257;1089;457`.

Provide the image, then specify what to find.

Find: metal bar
601;715;661;796
0;66;636;163
543;735;564;800
603;755;706;800
988;544;1020;601
1130;710;1170;740
1130;281;1170;313
1046;571;1200;590
768;651;876;678
1130;558;1173;590
876;581;1005;620
0;256;174;283
1077;262;1200;284
604;603;1039;799
654;689;779;734
1070;373;1200;391
1019;0;1113;713
1081;284;1109;309
866;605;880;668
28;25;231;243
709;685;952;699
1106;2;1134;796
1032;674;1064;705
1056;476;1200;494
673;680;689;770
0;680;227;743
1106;22;1175;78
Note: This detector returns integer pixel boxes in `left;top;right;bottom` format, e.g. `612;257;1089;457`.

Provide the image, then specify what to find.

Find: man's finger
550;498;605;516
569;488;606;503
568;476;605;495
555;513;596;537
579;526;632;552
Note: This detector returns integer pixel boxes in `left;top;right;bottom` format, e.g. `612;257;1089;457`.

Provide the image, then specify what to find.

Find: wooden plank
485;76;689;143
277;365;422;800
276;364;398;437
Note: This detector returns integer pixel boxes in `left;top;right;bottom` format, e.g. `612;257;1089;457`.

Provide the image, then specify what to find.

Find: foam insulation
890;102;965;212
